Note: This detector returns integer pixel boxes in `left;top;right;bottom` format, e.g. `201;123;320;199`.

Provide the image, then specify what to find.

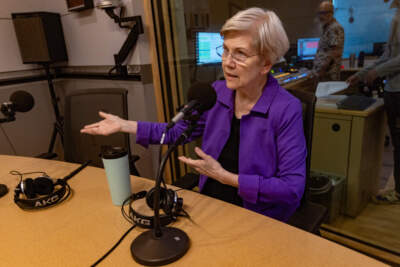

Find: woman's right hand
80;111;136;136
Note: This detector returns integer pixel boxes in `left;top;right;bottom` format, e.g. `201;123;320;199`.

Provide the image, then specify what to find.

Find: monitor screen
195;32;224;65
297;38;320;61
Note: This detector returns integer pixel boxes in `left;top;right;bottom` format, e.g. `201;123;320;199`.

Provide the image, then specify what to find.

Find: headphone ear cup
163;189;175;214
22;178;36;199
145;187;156;210
33;177;54;195
145;187;175;214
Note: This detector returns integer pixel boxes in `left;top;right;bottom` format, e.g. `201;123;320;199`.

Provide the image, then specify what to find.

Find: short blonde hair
221;7;289;65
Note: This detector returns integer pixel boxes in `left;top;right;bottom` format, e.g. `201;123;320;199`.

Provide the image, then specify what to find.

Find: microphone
1;91;34;120
166;82;216;130
130;84;216;265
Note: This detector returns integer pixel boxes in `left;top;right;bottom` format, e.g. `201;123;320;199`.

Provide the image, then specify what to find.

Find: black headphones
126;187;183;229
12;161;90;210
14;175;70;210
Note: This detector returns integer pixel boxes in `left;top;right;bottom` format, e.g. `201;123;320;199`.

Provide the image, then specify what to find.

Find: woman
81;7;306;222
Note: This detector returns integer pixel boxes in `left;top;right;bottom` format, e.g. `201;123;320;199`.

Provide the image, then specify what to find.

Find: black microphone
1;91;34;119
166;82;216;130
63;160;91;182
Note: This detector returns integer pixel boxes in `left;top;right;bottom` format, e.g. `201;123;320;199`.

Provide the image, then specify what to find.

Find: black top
201;116;242;206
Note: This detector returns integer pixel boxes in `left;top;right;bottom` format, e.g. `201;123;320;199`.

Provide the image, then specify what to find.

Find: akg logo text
35;195;59;207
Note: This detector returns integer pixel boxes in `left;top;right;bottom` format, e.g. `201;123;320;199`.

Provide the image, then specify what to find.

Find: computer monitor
195;32;224;65
297;38;320;61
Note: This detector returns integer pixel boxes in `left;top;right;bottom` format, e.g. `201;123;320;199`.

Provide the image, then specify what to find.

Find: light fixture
96;0;143;77
66;0;94;12
96;0;121;9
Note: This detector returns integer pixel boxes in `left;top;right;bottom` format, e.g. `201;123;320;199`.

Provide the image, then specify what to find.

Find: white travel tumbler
101;146;132;205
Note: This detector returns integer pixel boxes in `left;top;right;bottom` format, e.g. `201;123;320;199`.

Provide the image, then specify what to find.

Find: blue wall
334;0;395;58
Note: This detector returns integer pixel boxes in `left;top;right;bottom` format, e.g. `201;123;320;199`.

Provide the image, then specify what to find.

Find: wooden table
0;155;386;266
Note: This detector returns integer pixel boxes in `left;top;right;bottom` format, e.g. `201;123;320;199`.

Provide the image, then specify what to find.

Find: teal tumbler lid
101;146;128;159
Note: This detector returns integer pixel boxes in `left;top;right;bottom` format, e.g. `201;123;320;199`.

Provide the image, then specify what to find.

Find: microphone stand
0;114;16;197
0;104;16;123
37;63;64;159
130;119;198;266
0;117;15;123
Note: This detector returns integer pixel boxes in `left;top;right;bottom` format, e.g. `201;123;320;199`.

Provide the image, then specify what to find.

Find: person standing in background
347;0;400;204
312;1;344;81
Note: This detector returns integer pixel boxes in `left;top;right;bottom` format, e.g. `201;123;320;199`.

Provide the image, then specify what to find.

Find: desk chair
64;88;140;176
286;89;327;234
173;172;199;190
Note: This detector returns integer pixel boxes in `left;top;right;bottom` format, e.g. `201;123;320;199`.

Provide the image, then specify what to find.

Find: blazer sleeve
136;112;207;148
238;99;307;207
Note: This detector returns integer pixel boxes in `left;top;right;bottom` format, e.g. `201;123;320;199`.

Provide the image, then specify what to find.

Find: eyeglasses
317;10;332;15
216;45;258;64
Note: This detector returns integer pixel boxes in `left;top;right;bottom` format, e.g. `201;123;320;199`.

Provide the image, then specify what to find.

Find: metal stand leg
37;64;64;159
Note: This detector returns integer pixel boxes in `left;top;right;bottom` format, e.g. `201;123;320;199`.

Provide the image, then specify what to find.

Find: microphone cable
90;195;137;267
90;224;136;267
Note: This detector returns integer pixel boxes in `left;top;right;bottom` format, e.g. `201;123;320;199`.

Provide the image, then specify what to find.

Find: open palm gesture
80;111;125;136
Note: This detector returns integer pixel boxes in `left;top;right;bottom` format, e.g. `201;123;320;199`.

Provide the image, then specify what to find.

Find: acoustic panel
12;12;68;64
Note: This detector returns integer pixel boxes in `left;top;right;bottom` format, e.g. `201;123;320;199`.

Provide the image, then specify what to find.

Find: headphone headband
14;179;70;210
128;189;183;229
12;161;89;210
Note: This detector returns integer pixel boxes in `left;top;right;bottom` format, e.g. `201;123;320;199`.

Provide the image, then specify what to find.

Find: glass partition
148;1;400;264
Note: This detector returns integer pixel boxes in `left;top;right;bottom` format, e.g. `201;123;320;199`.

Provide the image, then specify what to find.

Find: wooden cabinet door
311;115;352;177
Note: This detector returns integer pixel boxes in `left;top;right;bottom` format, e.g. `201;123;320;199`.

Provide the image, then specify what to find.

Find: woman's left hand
178;147;238;187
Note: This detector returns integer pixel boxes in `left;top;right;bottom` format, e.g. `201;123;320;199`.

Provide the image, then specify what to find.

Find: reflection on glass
195;32;223;65
162;0;400;264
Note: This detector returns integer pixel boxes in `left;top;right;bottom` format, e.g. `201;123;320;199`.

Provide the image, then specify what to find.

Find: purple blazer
136;75;306;222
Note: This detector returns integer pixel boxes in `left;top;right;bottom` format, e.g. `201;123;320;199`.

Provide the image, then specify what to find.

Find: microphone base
130;227;189;266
